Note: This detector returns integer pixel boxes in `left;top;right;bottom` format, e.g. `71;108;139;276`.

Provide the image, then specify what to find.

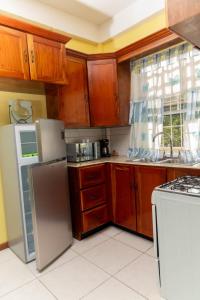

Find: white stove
157;175;200;195
152;176;200;300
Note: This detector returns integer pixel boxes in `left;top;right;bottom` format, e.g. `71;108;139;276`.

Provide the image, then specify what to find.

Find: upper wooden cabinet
87;59;119;127
0;21;68;84
58;56;90;127
167;0;200;48
111;164;136;231
0;26;30;80
135;166;167;238
27;34;67;84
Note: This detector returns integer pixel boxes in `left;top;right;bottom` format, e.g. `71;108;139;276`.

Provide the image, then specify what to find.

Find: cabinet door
167;0;200;48
167;167;200;181
27;34;66;84
111;164;136;231
135;166;167;238
59;56;90;127
0;26;30;80
87;59;119;126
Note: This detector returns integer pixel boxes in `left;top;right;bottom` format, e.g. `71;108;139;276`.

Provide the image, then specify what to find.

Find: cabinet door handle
30;50;35;63
24;50;28;63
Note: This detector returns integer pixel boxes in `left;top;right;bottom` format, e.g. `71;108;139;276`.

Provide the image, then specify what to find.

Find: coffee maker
99;139;111;157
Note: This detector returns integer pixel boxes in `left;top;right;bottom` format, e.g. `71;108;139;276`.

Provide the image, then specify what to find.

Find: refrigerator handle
152;204;159;259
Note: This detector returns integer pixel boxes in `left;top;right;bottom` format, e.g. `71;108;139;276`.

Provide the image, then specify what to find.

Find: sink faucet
152;131;173;158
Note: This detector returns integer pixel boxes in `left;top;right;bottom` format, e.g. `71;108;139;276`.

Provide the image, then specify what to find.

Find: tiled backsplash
65;128;106;143
65;126;131;156
106;126;130;156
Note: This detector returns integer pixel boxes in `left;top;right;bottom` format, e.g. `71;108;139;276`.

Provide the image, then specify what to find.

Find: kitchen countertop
67;155;200;169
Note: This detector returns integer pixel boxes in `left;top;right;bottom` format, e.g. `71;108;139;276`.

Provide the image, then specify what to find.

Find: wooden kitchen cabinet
135;166;167;238
167;0;200;48
111;164;136;231
27;34;67;84
58;56;90;127
87;59;119;126
167;167;200;181
68;164;109;240
0;26;30;80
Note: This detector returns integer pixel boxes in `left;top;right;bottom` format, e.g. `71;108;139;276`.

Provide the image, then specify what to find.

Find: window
162;96;184;149
129;42;200;162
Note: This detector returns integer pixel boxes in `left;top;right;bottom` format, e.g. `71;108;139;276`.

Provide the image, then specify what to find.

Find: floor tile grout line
78;251;113;277
71;234;111;255
78;276;112;300
77;240;146;278
110;235;152;254
112;251;144;276
112;276;149;300
0;278;36;299
38;278;59;300
38;254;78;279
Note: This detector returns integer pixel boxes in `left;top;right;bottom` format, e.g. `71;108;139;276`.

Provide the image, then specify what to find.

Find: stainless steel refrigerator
0;119;72;271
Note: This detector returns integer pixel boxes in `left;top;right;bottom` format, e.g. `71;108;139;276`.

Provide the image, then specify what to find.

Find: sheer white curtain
129;43;200;162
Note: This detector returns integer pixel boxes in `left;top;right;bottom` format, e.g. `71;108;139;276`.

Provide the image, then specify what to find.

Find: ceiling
38;0;136;25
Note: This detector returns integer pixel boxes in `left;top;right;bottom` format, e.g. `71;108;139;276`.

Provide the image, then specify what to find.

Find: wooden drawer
79;164;105;189
81;184;106;211
82;204;108;232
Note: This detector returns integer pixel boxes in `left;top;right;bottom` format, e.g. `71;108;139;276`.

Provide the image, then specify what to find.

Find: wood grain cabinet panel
82;204;109;233
167;167;200;181
167;0;200;48
27;34;66;84
0;26;30;80
135;166;167;238
59;56;90;127
87;59;119;126
68;164;108;240
80;184;106;211
111;164;136;231
79;164;105;189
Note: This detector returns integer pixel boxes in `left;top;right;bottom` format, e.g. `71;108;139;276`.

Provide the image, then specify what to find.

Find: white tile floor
0;226;165;300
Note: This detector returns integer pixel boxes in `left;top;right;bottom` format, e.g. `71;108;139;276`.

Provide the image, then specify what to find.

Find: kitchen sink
127;157;200;166
153;158;199;166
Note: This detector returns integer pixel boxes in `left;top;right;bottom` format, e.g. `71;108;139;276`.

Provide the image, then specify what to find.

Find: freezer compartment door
30;160;72;271
36;119;66;162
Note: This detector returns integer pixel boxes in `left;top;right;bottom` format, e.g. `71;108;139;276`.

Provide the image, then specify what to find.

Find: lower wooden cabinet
167;167;200;181
135;166;167;238
80;184;106;211
111;164;136;231
68;164;109;240
82;204;108;232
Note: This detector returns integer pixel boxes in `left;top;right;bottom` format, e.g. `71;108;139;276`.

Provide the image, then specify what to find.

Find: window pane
164;105;170;112
163;127;171;147
163;115;170;126
171;104;177;111
172;127;181;147
172;114;181;126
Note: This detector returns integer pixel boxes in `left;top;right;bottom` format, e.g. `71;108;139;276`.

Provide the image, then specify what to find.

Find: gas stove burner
159;175;200;195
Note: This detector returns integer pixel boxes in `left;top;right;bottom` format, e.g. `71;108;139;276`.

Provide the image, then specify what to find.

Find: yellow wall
102;11;166;52
67;11;166;54
0;90;46;244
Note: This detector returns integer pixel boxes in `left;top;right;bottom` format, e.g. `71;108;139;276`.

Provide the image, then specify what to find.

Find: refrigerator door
36;119;66;163
29;160;72;271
